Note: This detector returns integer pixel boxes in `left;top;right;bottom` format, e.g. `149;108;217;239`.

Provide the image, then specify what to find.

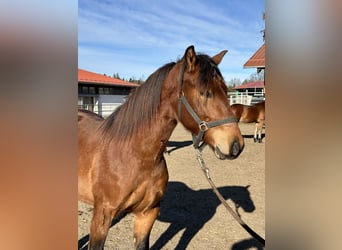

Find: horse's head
176;45;244;159
225;185;255;213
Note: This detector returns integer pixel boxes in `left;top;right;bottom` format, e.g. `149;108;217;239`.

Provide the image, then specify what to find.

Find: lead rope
195;149;265;246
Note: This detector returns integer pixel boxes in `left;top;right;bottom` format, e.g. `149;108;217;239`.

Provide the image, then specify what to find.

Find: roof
243;44;265;69
78;69;139;87
234;80;264;89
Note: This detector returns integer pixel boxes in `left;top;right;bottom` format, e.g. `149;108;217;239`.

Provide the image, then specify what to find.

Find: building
243;43;265;73
78;69;139;118
232;80;265;105
229;43;265;105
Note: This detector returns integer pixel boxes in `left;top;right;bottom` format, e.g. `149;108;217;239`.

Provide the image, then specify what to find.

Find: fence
78;103;121;118
228;91;265;105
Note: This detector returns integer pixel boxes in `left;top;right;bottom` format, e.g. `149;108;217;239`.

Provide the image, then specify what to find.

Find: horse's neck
147;109;178;147
133;93;178;156
101;96;173;157
114;72;180;155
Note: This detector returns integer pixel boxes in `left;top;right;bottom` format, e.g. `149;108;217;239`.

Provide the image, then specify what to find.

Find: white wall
94;94;127;118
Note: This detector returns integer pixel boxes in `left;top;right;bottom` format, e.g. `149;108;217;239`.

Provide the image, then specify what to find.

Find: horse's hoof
254;138;257;143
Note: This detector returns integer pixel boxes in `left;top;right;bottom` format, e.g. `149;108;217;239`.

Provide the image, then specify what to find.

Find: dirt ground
78;122;265;250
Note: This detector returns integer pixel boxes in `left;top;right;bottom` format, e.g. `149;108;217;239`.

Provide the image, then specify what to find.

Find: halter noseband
177;61;238;149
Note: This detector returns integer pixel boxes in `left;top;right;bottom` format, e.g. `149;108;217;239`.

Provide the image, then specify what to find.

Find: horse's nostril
230;141;241;157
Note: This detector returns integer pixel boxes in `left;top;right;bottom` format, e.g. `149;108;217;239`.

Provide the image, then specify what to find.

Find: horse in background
78;45;244;250
231;101;265;143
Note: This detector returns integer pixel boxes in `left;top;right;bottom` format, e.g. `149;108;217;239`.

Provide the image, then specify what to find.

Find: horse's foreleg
133;206;160;250
254;123;258;142
258;121;264;143
88;204;113;250
258;124;262;143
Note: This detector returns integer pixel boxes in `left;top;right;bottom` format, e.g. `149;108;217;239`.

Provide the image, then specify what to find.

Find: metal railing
228;91;265;105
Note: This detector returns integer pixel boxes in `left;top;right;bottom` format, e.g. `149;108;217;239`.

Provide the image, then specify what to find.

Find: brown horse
230;101;265;143
78;45;244;250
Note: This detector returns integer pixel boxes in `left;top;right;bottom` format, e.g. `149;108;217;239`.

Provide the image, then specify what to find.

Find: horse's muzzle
215;140;244;160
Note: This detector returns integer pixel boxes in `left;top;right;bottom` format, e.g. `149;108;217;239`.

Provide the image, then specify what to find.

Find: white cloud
78;0;264;81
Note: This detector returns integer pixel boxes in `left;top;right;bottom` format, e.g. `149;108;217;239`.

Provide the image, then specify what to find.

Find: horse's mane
99;62;176;143
99;53;226;144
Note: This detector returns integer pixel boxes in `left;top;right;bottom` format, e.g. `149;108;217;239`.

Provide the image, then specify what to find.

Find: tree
113;72;121;79
261;12;265;41
240;71;264;85
227;78;241;87
128;75;145;85
248;71;264;82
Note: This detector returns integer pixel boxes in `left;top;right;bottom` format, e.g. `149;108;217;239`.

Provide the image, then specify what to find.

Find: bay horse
78;45;244;250
230;101;265;143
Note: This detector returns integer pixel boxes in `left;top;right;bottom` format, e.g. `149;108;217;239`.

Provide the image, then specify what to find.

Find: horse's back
78;109;104;145
78;109;104;122
231;104;245;121
78;109;104;204
231;102;264;123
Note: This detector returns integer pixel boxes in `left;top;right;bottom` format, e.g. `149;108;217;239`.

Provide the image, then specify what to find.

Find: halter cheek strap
177;62;238;149
178;94;237;149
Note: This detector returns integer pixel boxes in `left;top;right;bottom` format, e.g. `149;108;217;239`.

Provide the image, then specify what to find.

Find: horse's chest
124;166;168;212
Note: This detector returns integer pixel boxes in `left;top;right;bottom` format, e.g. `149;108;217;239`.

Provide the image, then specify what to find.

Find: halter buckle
199;121;209;131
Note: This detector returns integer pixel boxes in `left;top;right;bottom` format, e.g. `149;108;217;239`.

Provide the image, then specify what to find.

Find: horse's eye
200;90;212;99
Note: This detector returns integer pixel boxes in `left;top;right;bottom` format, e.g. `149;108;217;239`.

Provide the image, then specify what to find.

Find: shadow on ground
151;181;259;250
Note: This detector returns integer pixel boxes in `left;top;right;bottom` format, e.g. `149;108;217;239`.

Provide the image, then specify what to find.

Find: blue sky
78;0;264;83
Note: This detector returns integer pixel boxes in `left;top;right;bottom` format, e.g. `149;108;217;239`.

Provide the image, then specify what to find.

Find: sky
78;0;265;83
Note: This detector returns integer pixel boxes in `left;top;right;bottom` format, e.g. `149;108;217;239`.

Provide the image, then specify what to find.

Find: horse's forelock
197;54;225;92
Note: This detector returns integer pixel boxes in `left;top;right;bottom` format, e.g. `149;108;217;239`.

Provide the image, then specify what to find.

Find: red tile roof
234;80;264;89
243;44;265;68
78;69;139;87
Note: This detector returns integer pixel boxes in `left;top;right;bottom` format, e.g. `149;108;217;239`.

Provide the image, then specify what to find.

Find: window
89;87;95;94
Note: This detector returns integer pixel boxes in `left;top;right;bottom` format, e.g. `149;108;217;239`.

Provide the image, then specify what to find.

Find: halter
177;61;238;149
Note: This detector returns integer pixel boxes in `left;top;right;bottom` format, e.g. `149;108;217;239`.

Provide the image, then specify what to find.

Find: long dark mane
99;62;176;143
99;53;226;144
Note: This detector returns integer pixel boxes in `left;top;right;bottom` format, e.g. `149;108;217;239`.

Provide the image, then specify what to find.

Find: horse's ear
245;185;250;189
183;45;197;72
212;50;228;65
